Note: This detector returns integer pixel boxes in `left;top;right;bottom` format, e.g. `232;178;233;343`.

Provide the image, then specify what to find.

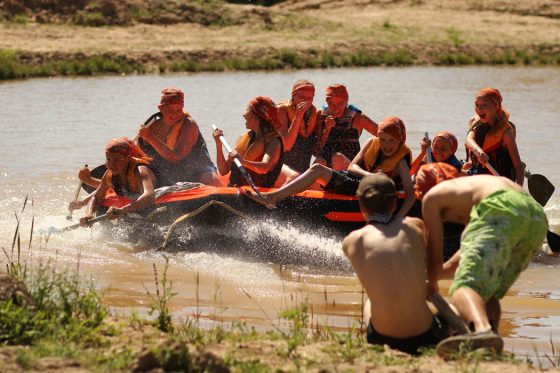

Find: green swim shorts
449;189;548;301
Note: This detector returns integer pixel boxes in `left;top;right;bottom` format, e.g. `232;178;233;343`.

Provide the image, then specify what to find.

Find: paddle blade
528;174;555;207
547;229;560;253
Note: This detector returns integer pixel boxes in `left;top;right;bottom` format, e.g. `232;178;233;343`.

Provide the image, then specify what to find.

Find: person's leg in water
246;163;333;208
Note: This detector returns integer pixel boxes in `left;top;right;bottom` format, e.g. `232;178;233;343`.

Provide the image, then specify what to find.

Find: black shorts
367;315;448;355
323;170;361;196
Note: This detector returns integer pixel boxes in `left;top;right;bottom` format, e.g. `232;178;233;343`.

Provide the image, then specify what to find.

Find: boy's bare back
343;217;434;338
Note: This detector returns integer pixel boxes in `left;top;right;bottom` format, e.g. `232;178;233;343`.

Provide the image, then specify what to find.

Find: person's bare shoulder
342;228;366;256
404;216;425;232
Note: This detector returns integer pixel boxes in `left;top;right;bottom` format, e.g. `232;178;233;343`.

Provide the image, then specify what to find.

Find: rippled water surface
0;66;558;362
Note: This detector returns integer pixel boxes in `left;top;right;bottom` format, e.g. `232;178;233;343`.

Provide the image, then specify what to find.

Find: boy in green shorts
418;170;548;356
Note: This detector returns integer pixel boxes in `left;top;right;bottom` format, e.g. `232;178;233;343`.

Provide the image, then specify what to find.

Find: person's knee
331;153;351;171
309;163;328;173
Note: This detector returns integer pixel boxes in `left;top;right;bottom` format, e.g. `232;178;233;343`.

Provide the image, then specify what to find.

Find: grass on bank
0;199;553;372
0;49;143;80
1;43;560;81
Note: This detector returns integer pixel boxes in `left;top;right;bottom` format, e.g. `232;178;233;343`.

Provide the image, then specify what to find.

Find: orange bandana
433;131;458;154
378;116;406;143
325;84;348;100
291;80;315;97
414;162;459;199
160;87;184;106
476;87;502;109
105;137;150;160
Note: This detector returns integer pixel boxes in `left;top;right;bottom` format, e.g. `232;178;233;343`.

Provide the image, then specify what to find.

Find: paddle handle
424;132;433;164
58;214;108;233
211;125;244;169
484;162;500;176
66;180;83;220
143;112;161;128
428;292;470;334
466;143;499;176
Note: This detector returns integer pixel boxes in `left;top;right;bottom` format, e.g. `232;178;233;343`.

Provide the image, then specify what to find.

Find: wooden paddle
475;154;560;253
211;125;273;208
66;179;83;220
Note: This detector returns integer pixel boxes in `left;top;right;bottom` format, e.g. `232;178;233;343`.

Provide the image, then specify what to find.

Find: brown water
0;67;559;364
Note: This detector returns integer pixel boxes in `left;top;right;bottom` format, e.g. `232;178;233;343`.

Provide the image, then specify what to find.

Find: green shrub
12;14;29;25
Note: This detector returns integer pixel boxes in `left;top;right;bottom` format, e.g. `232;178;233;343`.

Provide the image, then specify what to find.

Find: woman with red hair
213;96;284;188
465;87;523;185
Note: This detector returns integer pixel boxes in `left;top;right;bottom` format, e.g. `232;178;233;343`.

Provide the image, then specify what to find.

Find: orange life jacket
105;157;151;195
165;111;192;149
229;130;284;188
469;110;512;155
234;130;281;161
362;138;412;176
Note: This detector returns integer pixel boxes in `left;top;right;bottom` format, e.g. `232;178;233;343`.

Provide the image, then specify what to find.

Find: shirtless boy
342;174;448;355
421;174;548;355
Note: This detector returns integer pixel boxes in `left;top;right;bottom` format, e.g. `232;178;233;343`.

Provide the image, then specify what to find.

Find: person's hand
77;165;91;183
212;128;223;142
420;137;431;152
295;100;311;117
138;125;152;140
107;207;124;220
69;200;85;211
472;147;490;164
325;115;336;130
227;150;242;163
79;215;93;227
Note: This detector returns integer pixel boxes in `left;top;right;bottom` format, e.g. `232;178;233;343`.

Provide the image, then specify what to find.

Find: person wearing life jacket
410;131;464;175
137;87;223;187
79;137;157;227
213;96;284;188
246;117;415;219
349;116;415;218
276;80;321;181
315;84;378;170
464;87;524;185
